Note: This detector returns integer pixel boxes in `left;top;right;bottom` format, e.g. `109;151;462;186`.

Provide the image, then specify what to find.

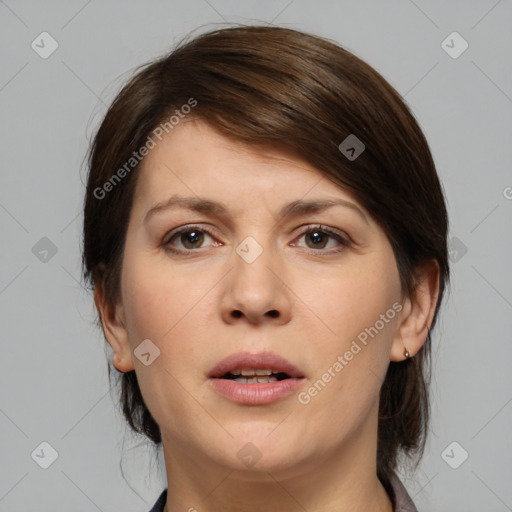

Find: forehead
132;118;364;214
140;119;314;178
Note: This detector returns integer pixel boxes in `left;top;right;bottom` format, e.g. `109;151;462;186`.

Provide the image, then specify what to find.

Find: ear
390;260;441;362
94;275;134;373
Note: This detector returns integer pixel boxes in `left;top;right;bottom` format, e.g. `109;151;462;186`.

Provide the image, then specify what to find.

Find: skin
95;118;440;512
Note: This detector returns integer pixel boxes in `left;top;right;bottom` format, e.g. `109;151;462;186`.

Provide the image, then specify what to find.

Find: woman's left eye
293;226;349;252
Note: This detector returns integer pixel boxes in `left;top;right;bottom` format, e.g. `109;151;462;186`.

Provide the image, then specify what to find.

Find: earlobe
390;260;440;362
93;280;135;373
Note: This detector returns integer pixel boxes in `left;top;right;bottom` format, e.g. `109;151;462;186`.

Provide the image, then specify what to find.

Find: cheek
298;252;401;408
121;264;171;343
120;249;216;364
119;251;213;428
299;255;401;348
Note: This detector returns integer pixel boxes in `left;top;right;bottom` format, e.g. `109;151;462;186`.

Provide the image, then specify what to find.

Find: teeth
255;369;273;376
239;369;273;376
257;376;277;383
234;376;278;384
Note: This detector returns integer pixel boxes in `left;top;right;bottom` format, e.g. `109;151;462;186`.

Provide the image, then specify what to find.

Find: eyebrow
143;195;369;225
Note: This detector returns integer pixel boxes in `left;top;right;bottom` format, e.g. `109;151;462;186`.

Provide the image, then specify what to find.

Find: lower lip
209;378;304;405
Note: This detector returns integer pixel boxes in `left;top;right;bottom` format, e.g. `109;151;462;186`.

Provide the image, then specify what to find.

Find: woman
82;25;449;512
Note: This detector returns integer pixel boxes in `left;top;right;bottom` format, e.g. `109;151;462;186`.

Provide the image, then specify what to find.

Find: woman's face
113;118;406;477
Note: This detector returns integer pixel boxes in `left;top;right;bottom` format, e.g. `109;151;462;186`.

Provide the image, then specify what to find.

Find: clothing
389;472;419;512
148;488;167;512
148;473;418;512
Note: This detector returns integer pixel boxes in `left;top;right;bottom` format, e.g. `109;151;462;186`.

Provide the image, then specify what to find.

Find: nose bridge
234;234;278;302
221;233;291;324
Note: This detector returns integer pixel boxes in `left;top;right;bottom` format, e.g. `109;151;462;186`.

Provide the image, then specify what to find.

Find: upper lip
208;351;304;378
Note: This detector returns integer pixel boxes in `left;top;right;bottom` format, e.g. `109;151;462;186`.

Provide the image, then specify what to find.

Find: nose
220;240;293;326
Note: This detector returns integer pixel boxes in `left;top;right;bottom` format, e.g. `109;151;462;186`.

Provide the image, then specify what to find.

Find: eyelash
162;224;350;256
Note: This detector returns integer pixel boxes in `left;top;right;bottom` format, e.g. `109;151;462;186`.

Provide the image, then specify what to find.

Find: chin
207;430;308;476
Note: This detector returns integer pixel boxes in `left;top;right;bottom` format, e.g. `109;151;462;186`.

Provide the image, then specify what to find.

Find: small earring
403;346;410;359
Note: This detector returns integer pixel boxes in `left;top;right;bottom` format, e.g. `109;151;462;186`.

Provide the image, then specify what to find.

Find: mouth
208;351;305;405
218;369;292;384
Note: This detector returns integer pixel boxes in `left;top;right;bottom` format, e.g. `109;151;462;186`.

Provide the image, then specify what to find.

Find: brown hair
82;24;449;499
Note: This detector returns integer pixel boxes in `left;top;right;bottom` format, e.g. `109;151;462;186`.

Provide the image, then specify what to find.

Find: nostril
230;309;279;319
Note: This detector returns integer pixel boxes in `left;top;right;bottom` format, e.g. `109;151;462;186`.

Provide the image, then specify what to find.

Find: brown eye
164;226;219;254
305;230;329;249
293;225;349;253
180;230;205;249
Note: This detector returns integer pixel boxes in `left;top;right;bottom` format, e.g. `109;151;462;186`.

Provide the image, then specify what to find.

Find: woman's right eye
163;226;220;254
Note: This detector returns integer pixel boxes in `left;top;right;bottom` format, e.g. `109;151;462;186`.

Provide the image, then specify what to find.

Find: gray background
1;0;511;511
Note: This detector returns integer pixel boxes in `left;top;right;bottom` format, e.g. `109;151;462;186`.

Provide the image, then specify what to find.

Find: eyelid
293;223;348;239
